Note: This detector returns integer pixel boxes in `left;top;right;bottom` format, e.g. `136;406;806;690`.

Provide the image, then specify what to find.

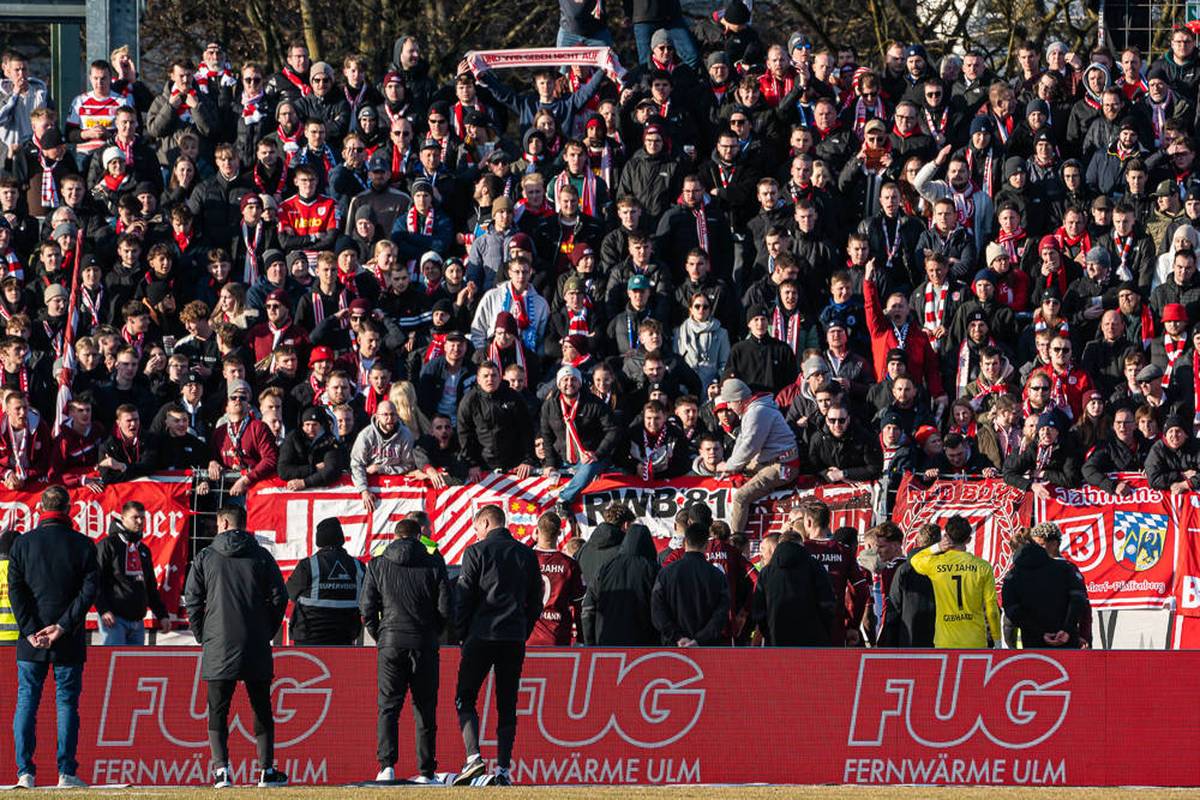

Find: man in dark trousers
1002;522;1091;649
95;501;171;645
650;523;729;647
184;505;289;789
452;504;542;787
7;485;98;789
360;518;451;784
286;517;365;645
752;534;837;646
878;523;938;647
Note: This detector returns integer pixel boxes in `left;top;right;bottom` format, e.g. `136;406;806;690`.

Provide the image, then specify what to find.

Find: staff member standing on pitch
360;518;451;784
452;504;542;787
909;515;1001;649
184;505;289;788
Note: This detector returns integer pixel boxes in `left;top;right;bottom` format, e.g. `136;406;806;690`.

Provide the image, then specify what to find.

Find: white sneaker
375;766;395;782
213;765;232;789
412;774;441;784
15;774;34;789
57;774;87;788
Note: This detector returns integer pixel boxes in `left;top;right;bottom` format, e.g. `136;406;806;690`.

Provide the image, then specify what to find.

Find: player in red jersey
528;511;583;646
791;501;870;646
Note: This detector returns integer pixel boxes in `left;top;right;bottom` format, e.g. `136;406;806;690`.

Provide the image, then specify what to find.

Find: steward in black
752;540;836;646
651;524;730;646
1002;532;1090;649
581;524;658;645
286;518;364;645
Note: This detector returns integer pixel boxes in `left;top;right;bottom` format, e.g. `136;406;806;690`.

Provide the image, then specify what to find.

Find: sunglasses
692;303;710;310
1029;385;1049;391
828;417;849;425
244;76;261;84
1051;346;1071;353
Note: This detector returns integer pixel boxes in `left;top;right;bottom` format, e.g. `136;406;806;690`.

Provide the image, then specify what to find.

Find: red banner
0;475;191;623
1037;478;1179;609
247;475;874;567
3;647;1200;786
892;476;1032;587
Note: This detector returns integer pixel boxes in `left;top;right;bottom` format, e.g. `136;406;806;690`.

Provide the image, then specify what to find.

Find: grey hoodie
724;395;800;472
349;420;417;490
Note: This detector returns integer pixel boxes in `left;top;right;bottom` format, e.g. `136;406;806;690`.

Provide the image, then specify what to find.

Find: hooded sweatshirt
582;523;659;645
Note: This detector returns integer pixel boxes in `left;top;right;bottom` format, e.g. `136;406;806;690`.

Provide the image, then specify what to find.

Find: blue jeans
632;20;700;68
99;615;145;646
13;660;83;778
556;27;614;48
558;460;606;504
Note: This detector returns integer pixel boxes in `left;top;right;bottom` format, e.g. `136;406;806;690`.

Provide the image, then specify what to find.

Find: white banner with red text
0;474;191;623
3;647;1199;786
245;474;875;570
465;46;626;80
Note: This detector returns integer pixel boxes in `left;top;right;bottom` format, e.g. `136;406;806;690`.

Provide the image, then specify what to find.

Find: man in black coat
285;518;365;646
96;501;170;645
575;502;634;587
651;522;730;646
581;524;659;645
752;537;836;646
360;518;451;783
878;525;937;647
183;505;289;789
457;360;537;480
277;407;348;489
540;365;621;516
8;485;98;789
724;305;798;394
1002;523;1090;649
452;505;542;787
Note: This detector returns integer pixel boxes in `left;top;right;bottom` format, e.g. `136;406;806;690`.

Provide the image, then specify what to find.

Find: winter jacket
188;171;253;247
286;545;365;645
581;524;659;645
455;527;542;642
457;384;537;470
469;281;550;353
1082;435;1152;493
1002;544;1089;648
673;318;730;389
651;550;730;645
277;430;348;488
540;389;621;467
146;85;218;166
478;68;603;132
95;519;168;624
211;417;279;484
752;540;836;646
361;537;451;649
807;424;884;481
1145;438;1200;491
912;161;995;248
576;522;626;588
877;549;935;647
350;420;418;490
725;333;798;394
620;419;691;479
7;513;98;664
615;148;684;225
183;529;287;681
1002;443;1083;490
864;276;946;396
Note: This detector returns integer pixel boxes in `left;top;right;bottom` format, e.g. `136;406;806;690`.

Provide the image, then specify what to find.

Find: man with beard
458;361;537;480
95;501;170;645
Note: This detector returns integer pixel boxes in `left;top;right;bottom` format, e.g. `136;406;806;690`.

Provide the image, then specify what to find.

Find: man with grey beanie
714;378;801;533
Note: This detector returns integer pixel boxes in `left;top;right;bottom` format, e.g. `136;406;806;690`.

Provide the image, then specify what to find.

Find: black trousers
377;646;439;775
454;638;525;769
206;679;273;768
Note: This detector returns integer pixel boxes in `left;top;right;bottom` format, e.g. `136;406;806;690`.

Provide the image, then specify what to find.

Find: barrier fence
1;647;1197;786
10;470;1200;646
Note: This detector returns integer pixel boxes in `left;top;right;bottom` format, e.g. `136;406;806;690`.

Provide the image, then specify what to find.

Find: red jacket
864;277;945;397
211;417;278;484
0;417;52;484
245;320;310;366
49;422;107;486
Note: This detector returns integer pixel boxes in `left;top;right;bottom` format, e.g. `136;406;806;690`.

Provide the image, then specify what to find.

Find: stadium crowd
0;0;1190;787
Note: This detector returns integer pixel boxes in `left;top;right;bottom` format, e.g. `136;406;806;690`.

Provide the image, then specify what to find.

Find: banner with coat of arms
1036;478;1178;609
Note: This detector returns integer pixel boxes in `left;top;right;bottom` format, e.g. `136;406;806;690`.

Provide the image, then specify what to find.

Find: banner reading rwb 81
3;647;1199;787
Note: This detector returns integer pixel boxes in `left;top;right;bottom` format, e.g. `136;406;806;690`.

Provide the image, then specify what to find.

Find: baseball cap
627;274;650;291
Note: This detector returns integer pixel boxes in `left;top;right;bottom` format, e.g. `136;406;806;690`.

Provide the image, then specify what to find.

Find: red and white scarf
770;305;801;354
996;227;1027;262
560;394;592;463
852;94;885;139
1163;334;1187;387
3;417;32;480
169;86;199;122
241;222;262;284
281;66;312;97
34;142;60;208
922;282;949;335
241;91;265;126
641;425;667;480
964;147;994;195
1112;233;1134;280
424;331;447;363
310;287;348;327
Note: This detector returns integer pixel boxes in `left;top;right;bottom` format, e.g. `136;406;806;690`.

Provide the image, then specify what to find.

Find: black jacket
1003;443;1083;490
95;519;168;624
1145;438;1200;491
807;424;883;480
7;513;98;664
361;537;451;650
286;546;365;645
457;384;537;470
455;527;542;643
725;334;798;394
581;524;659;645
878;550;935;647
752;540;836;646
184;529;288;681
539;389;621;468
1002;543;1089;648
1082;435;1152;493
576;521;625;588
651;550;730;645
277;430;348;488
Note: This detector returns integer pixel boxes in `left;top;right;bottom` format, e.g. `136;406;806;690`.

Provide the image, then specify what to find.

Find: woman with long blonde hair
388;380;431;436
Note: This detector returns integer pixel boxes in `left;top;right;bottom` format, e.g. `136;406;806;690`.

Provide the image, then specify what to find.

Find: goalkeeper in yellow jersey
909;516;1001;648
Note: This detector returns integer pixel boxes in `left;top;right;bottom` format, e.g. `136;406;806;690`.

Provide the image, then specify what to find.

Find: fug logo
96;651;332;749
482;651;705;749
848;653;1070;749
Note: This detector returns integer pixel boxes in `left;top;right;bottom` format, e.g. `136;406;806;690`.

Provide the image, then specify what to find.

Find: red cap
383;71;403;85
1039;235;1061;253
348;298;372;315
914;425;938;447
265;288;288;305
569;244;595;267
1163;303;1189;323
509;232;533;252
308;345;334;366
